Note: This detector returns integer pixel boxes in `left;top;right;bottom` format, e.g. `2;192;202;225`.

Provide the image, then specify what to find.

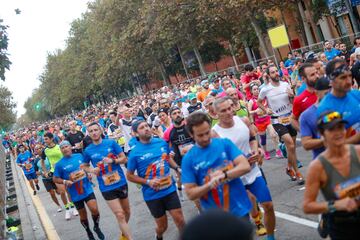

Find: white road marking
297;186;306;191
260;208;318;229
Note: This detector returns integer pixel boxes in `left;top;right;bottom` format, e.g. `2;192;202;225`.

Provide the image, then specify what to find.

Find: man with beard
126;120;185;240
164;106;198;208
197;80;211;102
257;66;304;185
291;63;319;132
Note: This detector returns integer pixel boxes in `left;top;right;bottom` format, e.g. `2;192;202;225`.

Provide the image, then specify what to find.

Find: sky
0;0;90;116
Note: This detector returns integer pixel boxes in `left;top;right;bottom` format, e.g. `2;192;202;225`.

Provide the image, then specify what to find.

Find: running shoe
35;184;40;191
286;168;296;181
57;207;62;213
93;227;105;240
87;232;96;240
255;223;267;236
297;159;303;169
275;149;283;158
264;151;271;160
278;143;287;158
65;209;71;220
119;234;128;240
71;207;79;216
296;172;305;185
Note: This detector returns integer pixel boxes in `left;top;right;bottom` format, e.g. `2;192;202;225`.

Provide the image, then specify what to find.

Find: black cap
317;111;347;130
169;106;180;115
314;76;331;91
158;107;169;115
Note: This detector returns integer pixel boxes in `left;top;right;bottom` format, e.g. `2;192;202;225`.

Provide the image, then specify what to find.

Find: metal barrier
0;145;6;239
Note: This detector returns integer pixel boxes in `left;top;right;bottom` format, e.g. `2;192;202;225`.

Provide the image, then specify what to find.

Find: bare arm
301;136;324;151
185;154;251;201
291;113;300;132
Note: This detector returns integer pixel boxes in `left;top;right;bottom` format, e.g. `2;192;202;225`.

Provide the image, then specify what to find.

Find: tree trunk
243;41;255;65
193;46;206;77
250;18;271;58
177;44;190;80
228;42;239;71
294;2;310;46
157;61;170;86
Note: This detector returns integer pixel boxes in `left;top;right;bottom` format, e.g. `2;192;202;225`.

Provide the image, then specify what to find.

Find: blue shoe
297;159;303;168
278;143;287;159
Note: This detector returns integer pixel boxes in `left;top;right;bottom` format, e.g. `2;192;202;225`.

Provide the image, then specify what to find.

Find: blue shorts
25;172;37;180
245;176;272;203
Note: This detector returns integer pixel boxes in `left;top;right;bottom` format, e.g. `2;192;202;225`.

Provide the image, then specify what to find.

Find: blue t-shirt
325;48;340;61
54;153;93;202
36;157;52;179
83;139;127;192
181;138;252;217
2;140;10;149
127;138;176;201
16;150;35;175
317;90;360;134
300;105;325;159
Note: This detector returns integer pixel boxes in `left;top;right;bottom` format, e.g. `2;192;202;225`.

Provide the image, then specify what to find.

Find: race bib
70;169;86;182
117;136;126;146
25;163;32;171
206;162;234;185
102;171;121;186
158;176;172;190
278;116;291;125
178;143;194;156
334;176;360;200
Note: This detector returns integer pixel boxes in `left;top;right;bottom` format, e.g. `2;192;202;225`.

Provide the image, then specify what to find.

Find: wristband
146;179;150;185
249;136;256;142
327;200;336;213
175;166;180;172
222;169;228;179
63;179;66;185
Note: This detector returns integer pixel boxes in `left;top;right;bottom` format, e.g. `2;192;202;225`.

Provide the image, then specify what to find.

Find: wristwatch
327;200;336;213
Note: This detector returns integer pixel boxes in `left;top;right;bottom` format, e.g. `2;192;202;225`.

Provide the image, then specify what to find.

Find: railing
0;145;6;239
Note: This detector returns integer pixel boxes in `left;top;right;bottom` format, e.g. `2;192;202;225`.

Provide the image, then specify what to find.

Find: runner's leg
154;215;168;239
48;189;61;207
119;198;131;222
106;198;132;240
168;208;185;231
282;133;297;172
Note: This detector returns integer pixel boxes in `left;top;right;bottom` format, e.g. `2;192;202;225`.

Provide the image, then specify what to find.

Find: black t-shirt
82;134;105;150
351;61;360;86
65;130;85;153
168;124;194;164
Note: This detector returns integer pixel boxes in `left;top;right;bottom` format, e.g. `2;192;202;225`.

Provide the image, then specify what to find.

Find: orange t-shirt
197;89;211;102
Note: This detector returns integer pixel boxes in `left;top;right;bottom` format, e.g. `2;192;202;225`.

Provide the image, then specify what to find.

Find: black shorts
145;191;181;219
42;178;57;191
272;123;297;138
73;192;96;210
101;184;128;201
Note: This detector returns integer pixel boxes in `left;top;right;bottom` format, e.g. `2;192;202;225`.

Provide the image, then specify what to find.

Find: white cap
355;47;360;56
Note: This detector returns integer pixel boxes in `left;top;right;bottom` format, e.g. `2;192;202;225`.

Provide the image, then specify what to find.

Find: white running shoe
71;208;79;216
57;207;62;213
65;209;71;220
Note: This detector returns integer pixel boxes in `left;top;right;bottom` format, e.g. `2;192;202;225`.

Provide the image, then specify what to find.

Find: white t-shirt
212;116;261;185
258;81;292;117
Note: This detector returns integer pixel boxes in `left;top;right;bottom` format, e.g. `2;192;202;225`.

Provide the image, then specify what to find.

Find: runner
34;144;62;211
257;65;304;184
53;141;105;240
303;111;360;239
82;122;133;240
212;97;276;239
126;120;185;240
248;83;282;160
182;111;252;219
66;120;85;153
16;144;40;195
42;132;77;220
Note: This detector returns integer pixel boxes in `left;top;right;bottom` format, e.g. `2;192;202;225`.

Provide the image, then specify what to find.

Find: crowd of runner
2;38;360;240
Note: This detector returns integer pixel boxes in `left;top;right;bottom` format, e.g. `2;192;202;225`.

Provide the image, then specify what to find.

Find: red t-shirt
292;89;317;119
241;73;258;100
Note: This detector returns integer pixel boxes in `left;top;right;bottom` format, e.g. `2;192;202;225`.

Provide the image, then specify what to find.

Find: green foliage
24;0;311;121
310;0;331;23
0;19;11;81
0;85;16;129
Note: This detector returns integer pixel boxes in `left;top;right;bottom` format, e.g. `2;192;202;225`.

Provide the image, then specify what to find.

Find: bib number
279;116;291;125
70;169;86;182
178;143;194;156
334;176;360;200
102;171;121;186
25;163;32;171
158;176;172;190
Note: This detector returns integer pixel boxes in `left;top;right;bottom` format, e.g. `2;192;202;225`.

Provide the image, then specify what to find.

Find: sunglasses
321;111;341;124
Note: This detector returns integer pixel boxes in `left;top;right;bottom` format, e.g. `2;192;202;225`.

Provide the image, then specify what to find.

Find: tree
0;85;16;129
0;19;11;81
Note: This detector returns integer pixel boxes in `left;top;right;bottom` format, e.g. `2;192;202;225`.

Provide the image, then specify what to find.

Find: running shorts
25;172;37;180
255;118;271;133
145;191;181;218
272;123;297;138
245;176;272;203
73;192;96;210
101;184;128;201
42;178;57;191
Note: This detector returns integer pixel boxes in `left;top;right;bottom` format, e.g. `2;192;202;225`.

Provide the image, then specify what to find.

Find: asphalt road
33;140;323;240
